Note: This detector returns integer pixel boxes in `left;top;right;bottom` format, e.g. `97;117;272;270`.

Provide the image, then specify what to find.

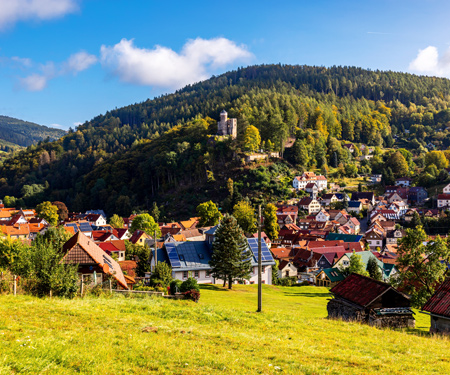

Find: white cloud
11;56;32;67
20;74;47;91
73;121;82;126
0;0;79;29
409;46;450;77
64;51;97;74
18;50;97;91
100;37;252;88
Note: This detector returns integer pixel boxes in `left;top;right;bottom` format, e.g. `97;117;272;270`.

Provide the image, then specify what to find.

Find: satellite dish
102;263;110;273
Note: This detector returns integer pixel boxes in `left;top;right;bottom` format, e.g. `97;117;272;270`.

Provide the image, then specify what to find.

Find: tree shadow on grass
200;284;230;292
283;291;331;298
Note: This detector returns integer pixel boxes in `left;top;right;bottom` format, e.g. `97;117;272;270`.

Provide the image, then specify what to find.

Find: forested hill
0;116;66;148
2;64;450;215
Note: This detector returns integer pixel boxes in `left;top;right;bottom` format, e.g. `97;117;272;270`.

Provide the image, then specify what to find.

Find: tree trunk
228;275;233;289
223;278;226;288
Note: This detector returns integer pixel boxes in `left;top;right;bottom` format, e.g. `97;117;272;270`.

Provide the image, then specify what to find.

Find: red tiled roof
422;279;450;317
330;273;402;307
271;247;292;259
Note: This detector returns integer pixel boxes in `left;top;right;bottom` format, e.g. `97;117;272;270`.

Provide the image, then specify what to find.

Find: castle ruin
217;110;237;139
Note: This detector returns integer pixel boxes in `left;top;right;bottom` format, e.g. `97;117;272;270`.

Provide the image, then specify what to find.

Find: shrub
184;289;200;302
170;279;182;295
279;276;297;286
180;277;200;293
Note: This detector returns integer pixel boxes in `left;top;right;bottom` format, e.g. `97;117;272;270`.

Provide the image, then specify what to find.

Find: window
286;271;289;277
194;271;199;278
183;271;188;279
343;260;349;266
262;266;266;273
206;270;211;278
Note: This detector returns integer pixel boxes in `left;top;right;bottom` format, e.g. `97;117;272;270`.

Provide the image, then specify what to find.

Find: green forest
2;64;450;216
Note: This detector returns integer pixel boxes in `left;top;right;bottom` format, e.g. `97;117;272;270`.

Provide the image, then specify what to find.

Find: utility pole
257;205;262;312
154;229;157;271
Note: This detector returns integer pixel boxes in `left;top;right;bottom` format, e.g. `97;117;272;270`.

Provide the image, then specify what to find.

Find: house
64;221;93;238
347;201;362;214
352;192;375;205
321;194;338;206
271;247;293;261
0;224;30;241
179;229;205;242
85;214;107;227
98;242;126;262
62;231;128;290
276;205;298;223
316;268;344;287
369;174;382;184
395;177;412;187
344;217;360;234
298;198;321;214
129;230;151;246
343;143;355;153
437;194;450;209
407;187;428;205
278;260;298;278
160;236;275;285
327;273;415;328
422;279;450;334
293;172;327;191
305;183;319;198
365;228;384;249
386;229;405;245
179;217;199;230
444;183;450;194
315;209;330;222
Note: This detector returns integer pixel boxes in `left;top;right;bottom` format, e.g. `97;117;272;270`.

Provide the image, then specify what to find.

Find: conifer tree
209;214;252;289
367;256;383;281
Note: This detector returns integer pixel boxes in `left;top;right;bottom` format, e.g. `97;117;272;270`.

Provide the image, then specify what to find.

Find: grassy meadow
0;284;448;374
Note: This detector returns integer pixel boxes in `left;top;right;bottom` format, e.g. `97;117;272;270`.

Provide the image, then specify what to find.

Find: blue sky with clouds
0;0;450;130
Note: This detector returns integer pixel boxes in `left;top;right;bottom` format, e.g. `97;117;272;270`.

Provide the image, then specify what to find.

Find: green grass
0;285;448;374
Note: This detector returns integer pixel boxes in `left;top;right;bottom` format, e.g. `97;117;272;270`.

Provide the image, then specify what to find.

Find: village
1;164;450;334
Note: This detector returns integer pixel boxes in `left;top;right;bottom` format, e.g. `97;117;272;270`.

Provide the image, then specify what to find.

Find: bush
170;279;182;295
184;289;200;302
279;276;297;286
180;277;200;293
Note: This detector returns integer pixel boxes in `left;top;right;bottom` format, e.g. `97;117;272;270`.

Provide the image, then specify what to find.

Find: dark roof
348;201;362;208
326;233;363;242
321;268;345;282
422;279;450;317
352;192;374;201
330;273;409;308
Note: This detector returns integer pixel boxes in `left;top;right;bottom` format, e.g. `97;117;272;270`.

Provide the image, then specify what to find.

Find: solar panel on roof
166;243;181;268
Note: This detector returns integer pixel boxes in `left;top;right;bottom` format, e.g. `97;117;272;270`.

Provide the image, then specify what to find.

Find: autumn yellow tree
243;125;261;152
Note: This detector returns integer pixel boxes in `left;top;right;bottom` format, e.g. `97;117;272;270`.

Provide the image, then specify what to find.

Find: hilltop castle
217;110;237;139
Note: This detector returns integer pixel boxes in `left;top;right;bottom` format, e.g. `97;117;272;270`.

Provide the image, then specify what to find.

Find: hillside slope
2;64;450;214
0;115;66;147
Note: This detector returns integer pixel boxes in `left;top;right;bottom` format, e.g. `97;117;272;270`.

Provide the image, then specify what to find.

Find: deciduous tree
36;201;59;227
263;203;280;240
130;213;161;238
196;201;222;227
233;201;256;234
109;214;124;229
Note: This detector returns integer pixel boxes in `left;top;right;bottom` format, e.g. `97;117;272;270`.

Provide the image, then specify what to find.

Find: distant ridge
0;115;66;147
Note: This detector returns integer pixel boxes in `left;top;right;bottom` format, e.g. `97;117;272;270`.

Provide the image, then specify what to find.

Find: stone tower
217;110;237;139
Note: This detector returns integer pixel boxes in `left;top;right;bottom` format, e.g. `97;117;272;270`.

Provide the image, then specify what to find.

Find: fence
0;272;19;295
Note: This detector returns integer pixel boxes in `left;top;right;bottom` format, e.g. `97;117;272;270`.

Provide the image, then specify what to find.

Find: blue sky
0;0;450;130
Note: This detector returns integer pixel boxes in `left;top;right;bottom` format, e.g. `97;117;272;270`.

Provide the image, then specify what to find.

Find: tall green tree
36;201;59;226
196;201;222;227
367;257;383;281
130;213;161;238
209;214;252;289
395;226;450;307
150;202;161;223
263;203;280;240
233;201;256;234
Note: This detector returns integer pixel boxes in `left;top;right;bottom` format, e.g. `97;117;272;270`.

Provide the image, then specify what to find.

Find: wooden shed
422;279;450;334
328;273;415;328
62;231;128;290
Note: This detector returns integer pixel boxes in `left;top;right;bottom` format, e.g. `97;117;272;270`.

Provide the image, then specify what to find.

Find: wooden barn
62;231;128;290
327;273;415;328
422;279;450;334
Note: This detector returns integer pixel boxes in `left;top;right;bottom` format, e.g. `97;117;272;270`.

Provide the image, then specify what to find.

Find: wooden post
154;229;157;271
109;279;112;293
80;276;84;297
257;205;262;312
13;275;17;296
